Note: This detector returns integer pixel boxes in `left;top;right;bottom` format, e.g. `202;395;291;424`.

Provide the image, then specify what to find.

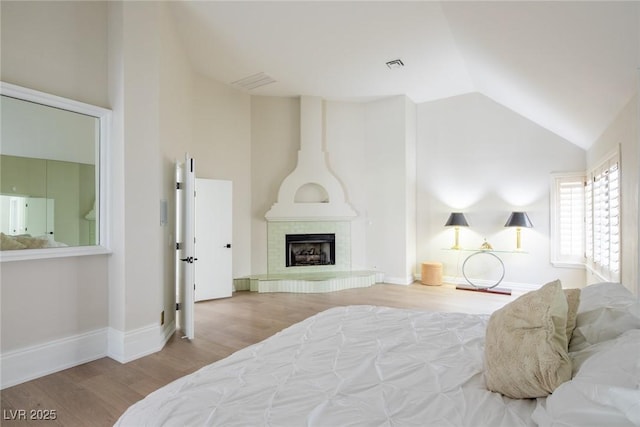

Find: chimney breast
265;96;357;222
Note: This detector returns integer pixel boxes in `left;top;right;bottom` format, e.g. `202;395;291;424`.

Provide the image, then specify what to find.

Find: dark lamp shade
444;212;469;227
504;211;533;228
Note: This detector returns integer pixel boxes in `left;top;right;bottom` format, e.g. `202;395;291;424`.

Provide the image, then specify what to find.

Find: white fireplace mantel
265;202;356;222
265;96;357;222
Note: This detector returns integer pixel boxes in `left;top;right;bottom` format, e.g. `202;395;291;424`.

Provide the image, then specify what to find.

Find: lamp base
455;284;512;295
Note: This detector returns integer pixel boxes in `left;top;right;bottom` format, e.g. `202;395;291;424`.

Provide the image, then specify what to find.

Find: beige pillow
484;280;572;398
0;232;27;250
563;288;581;343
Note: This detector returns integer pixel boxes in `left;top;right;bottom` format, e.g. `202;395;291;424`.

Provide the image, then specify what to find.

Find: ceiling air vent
385;59;404;69
231;72;276;90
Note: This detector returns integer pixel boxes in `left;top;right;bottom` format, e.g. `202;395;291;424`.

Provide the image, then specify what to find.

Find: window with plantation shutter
586;152;620;282
550;173;586;266
550;148;620;280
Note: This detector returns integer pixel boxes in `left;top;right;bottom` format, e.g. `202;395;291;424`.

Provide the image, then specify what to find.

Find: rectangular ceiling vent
231;72;276;90
385;59;404;69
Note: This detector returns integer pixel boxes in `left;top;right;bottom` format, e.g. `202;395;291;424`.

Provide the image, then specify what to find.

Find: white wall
1;256;108;350
586;94;638;296
189;74;252;280
158;2;193;331
122;1;163;334
417;93;587;289
364;96;417;284
325;101;367;270
104;0;168;363
108;1;253;360
157;4;252;325
250;96;300;274
0;1;108;108
405;98;417;281
0;0;110;387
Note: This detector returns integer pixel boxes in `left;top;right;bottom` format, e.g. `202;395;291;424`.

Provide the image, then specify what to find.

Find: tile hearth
234;270;381;293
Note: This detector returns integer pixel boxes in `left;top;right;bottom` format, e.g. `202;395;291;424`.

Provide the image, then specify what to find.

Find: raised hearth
234;270;382;294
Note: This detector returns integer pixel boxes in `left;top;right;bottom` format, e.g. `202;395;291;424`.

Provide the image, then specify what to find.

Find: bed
116;282;640;426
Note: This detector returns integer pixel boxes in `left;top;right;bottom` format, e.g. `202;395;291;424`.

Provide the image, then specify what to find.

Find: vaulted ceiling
170;1;639;149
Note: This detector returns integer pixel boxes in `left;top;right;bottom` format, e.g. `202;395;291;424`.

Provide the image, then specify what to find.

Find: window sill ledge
551;261;586;270
584;264;618;283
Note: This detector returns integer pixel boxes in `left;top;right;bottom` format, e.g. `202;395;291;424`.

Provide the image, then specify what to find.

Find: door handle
224;244;231;248
180;256;194;263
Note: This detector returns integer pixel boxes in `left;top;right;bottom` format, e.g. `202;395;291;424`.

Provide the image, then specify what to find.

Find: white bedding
117;306;537;426
116;283;640;427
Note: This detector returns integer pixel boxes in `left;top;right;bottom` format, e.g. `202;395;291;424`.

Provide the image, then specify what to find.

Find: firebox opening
286;233;336;267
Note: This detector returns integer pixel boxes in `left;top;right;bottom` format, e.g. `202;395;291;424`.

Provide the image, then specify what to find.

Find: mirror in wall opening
1;87;102;251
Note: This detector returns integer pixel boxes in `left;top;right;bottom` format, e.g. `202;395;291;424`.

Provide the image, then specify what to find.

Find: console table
442;249;527;295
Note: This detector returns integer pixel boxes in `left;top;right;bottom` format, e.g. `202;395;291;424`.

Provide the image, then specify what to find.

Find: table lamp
504;211;533;250
445;212;469;250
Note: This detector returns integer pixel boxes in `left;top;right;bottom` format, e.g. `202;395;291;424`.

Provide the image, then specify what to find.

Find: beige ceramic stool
421;262;443;286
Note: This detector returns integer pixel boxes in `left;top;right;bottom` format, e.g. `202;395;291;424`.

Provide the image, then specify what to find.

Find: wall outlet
160;310;165;325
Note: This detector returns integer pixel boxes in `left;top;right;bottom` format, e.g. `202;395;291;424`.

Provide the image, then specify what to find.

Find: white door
176;154;195;340
195;179;233;301
25;197;52;237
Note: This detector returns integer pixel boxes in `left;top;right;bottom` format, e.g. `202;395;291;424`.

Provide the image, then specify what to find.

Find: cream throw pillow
484;280;572;398
563;288;580;342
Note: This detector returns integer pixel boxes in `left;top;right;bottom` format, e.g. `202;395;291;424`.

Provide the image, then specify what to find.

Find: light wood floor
0;283;520;426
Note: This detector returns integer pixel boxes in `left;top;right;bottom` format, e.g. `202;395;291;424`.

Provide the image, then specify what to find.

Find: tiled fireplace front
267;221;351;274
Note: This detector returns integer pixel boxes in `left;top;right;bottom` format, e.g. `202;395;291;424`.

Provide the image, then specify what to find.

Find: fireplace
267;221;350;274
286;233;335;267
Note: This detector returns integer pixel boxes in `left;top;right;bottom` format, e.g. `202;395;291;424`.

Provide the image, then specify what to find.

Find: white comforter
116;306;537;426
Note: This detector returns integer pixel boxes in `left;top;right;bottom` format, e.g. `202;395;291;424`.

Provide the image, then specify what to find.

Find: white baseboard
108;320;175;363
1;320;176;389
1;328;108;390
384;274;414;285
